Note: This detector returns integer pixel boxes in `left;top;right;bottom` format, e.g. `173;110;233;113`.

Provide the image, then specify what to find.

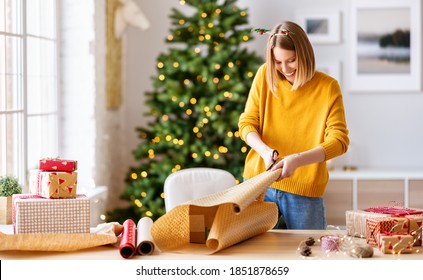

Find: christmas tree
108;0;263;223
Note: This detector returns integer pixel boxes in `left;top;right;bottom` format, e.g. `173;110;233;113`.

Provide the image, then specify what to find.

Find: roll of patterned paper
119;219;136;259
136;217;156;255
321;235;341;252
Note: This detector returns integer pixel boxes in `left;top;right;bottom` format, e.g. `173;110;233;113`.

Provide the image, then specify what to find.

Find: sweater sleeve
320;79;350;160
238;64;266;142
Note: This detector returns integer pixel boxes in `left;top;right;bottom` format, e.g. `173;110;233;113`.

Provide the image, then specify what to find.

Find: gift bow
364;206;423;216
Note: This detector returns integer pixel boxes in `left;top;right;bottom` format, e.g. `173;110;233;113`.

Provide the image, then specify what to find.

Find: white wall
60;0;96;189
61;0;129;211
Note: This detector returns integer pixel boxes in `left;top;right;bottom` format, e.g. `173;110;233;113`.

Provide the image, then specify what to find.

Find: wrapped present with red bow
366;216;423;247
377;232;413;254
29;169;78;199
39;157;78;172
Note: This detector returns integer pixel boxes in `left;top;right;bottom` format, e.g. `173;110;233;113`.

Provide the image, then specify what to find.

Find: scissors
266;150;279;171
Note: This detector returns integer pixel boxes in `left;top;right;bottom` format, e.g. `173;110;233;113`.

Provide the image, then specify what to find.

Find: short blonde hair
266;21;315;92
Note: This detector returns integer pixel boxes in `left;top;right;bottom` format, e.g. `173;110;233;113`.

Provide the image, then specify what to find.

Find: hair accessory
252;28;294;36
251;28;271;35
278;29;294;36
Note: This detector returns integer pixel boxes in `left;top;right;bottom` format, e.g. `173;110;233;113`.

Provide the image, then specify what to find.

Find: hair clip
278;29;293;36
252;28;294;36
275;29;295;36
252;28;271;35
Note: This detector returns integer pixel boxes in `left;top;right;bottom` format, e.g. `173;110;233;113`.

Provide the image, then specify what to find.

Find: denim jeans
264;187;326;230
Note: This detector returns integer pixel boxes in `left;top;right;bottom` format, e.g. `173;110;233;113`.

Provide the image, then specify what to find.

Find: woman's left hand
270;153;301;181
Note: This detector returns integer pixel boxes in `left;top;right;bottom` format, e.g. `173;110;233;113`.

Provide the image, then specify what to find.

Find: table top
1;225;422;260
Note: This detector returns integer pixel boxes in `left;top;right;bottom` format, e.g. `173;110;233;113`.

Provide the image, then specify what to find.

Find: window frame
0;0;59;187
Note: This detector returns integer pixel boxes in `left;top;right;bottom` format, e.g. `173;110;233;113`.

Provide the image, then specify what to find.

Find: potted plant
0;175;22;224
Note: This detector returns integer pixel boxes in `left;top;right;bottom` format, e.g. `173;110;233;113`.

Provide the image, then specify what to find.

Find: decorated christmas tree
108;0;263;223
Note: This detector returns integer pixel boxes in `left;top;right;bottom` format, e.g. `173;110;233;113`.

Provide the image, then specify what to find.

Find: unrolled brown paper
0;223;120;251
151;169;281;254
0;232;117;252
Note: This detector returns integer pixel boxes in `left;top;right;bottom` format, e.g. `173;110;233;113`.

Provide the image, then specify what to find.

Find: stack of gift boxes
12;158;90;234
346;206;423;254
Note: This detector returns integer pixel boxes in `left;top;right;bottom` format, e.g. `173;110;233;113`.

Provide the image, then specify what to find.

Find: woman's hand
244;132;280;171
271;153;301;181
263;149;279;171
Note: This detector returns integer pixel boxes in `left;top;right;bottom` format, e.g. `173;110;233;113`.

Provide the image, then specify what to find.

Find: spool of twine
320;235;341;252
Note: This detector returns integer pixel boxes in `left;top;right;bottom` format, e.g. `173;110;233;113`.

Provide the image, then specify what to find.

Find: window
0;0;58;186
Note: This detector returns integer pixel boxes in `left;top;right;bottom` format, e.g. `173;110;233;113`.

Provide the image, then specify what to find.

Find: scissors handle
266;150;279;171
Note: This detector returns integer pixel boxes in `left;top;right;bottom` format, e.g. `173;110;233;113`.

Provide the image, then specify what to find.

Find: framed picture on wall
295;10;341;44
348;0;421;92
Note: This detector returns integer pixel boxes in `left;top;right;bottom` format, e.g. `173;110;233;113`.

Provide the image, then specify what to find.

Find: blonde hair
266;21;315;92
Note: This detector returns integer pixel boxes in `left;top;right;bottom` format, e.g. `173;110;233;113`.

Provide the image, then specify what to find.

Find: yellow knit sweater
238;64;349;197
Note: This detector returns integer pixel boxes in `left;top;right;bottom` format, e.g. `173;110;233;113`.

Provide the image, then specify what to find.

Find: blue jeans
264;187;326;230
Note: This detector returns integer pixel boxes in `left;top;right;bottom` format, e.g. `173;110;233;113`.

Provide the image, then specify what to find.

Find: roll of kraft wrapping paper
119;219;136;258
136;217;155;255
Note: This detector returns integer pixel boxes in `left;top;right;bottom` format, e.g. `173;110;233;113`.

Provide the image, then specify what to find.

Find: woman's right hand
263;149;279;171
245;132;279;171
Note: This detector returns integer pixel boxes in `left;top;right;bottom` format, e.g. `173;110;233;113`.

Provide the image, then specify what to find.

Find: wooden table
1;226;422;260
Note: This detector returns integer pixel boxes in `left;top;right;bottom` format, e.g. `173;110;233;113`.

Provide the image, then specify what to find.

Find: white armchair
163;168;236;212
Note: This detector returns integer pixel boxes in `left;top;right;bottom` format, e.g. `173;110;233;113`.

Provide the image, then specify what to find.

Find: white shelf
329;168;423;180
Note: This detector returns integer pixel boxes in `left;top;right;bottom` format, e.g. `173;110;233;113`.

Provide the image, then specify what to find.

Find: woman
238;21;349;229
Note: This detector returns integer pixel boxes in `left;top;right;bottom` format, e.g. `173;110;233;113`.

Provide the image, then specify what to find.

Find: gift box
12;194;90;234
346;208;423;238
346;210;391;238
366;216;422;247
29;169;78;199
377;233;413;254
39;158;78;172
